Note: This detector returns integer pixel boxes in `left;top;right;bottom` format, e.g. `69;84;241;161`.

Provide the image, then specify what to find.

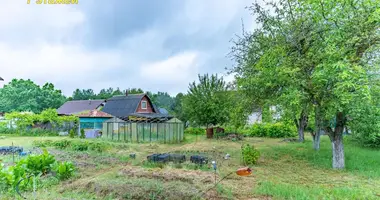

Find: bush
88;142;108;152
17;149;56;175
184;127;205;135
0;150;76;193
0;127;59;136
32;139;108;152
52;161;75;180
32;140;53;147
241;144;260;165
69;129;76;138
53;140;72;149
80;129;85;139
71;141;89;151
245;123;296;138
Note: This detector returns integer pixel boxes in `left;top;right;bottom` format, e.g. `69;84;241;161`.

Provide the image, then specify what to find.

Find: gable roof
57;100;105;115
102;94;156;118
74;109;113;118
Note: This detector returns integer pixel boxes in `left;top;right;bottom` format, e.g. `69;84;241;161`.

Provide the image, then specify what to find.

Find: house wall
79;117;112;130
136;96;154;113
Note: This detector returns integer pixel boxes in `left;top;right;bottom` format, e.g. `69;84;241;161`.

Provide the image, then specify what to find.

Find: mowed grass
1;134;379;199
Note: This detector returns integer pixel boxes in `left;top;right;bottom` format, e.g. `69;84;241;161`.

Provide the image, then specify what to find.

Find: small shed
74;110;113;138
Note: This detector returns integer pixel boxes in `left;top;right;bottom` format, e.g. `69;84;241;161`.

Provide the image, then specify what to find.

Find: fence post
130;122;132;142
164;123;167;144
106;122;109;138
136;122;139;143
118;122;120;141
177;123;179;143
156;123;159;141
124;122;126;142
143;122;145;142
150;122;152;143
112;122;114;141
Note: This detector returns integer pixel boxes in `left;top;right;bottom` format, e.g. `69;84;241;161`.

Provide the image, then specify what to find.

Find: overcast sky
0;0;254;96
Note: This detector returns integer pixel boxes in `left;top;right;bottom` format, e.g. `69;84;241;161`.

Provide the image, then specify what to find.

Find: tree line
0;79;186;122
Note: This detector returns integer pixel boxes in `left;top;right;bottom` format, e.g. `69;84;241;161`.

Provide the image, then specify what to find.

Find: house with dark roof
57;100;105;115
102;93;172;122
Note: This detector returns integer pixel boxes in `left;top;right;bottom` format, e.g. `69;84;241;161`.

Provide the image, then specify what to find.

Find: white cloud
140;52;201;95
0;0;253;97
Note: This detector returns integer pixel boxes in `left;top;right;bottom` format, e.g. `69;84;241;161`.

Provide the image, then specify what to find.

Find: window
141;100;147;109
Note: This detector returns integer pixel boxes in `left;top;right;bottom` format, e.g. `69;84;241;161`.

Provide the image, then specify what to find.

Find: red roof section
74;109;113;118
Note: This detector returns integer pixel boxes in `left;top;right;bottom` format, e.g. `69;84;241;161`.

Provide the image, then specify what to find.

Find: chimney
125;90;128;96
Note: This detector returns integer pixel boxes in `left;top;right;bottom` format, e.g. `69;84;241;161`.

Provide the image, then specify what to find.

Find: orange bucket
236;167;252;176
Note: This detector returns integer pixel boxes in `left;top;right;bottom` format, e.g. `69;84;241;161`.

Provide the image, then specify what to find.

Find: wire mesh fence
102;121;184;143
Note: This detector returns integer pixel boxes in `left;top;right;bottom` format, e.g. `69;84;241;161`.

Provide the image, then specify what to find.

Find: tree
126;88;144;94
72;89;96;100
183;74;230;128
0;79;66;113
172;93;186;121
231;0;379;169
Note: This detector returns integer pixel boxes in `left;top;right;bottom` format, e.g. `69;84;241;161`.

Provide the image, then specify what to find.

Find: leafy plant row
33;139;109;152
0;149;75;194
224;123;296;138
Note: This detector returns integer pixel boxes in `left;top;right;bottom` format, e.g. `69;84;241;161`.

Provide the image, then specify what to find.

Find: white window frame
141;100;147;109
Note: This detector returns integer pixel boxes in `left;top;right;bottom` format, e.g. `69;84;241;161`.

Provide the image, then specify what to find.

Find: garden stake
12;142;14;163
212;161;217;185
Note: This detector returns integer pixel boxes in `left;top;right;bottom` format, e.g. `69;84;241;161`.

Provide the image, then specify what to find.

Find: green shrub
71;141;89;151
88;142;108;152
69;129;76;138
0;150;76;194
17;149;56;175
80;129;85;139
32;140;53;147
245;123;296;138
241;144;260;165
0;127;59;136
52;161;75;180
53;140;72;149
184;127;205;135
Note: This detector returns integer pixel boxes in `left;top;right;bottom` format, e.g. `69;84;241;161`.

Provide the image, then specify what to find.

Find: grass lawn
1;134;379;199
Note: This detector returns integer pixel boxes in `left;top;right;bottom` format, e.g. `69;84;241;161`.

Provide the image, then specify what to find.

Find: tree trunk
298;110;308;142
312;107;322;150
331;133;345;169
326;112;346;169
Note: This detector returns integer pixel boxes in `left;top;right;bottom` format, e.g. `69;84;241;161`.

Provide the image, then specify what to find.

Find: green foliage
184;127;205;135
0;150;75;193
69;129;76;138
241;144;260;165
32;139;109;152
262;137;380;178
183;74;230;127
80;129;85;139
17;149;56;175
71;141;89;151
32;140;54;147
349;105;380;148
0;127;59;136
255;181;374;200
51;161;75;180
0;79;66;113
53;139;72;149
245;123;296;138
88;142;108;152
72;87;144;100
3;109;78;135
172;93;186;122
